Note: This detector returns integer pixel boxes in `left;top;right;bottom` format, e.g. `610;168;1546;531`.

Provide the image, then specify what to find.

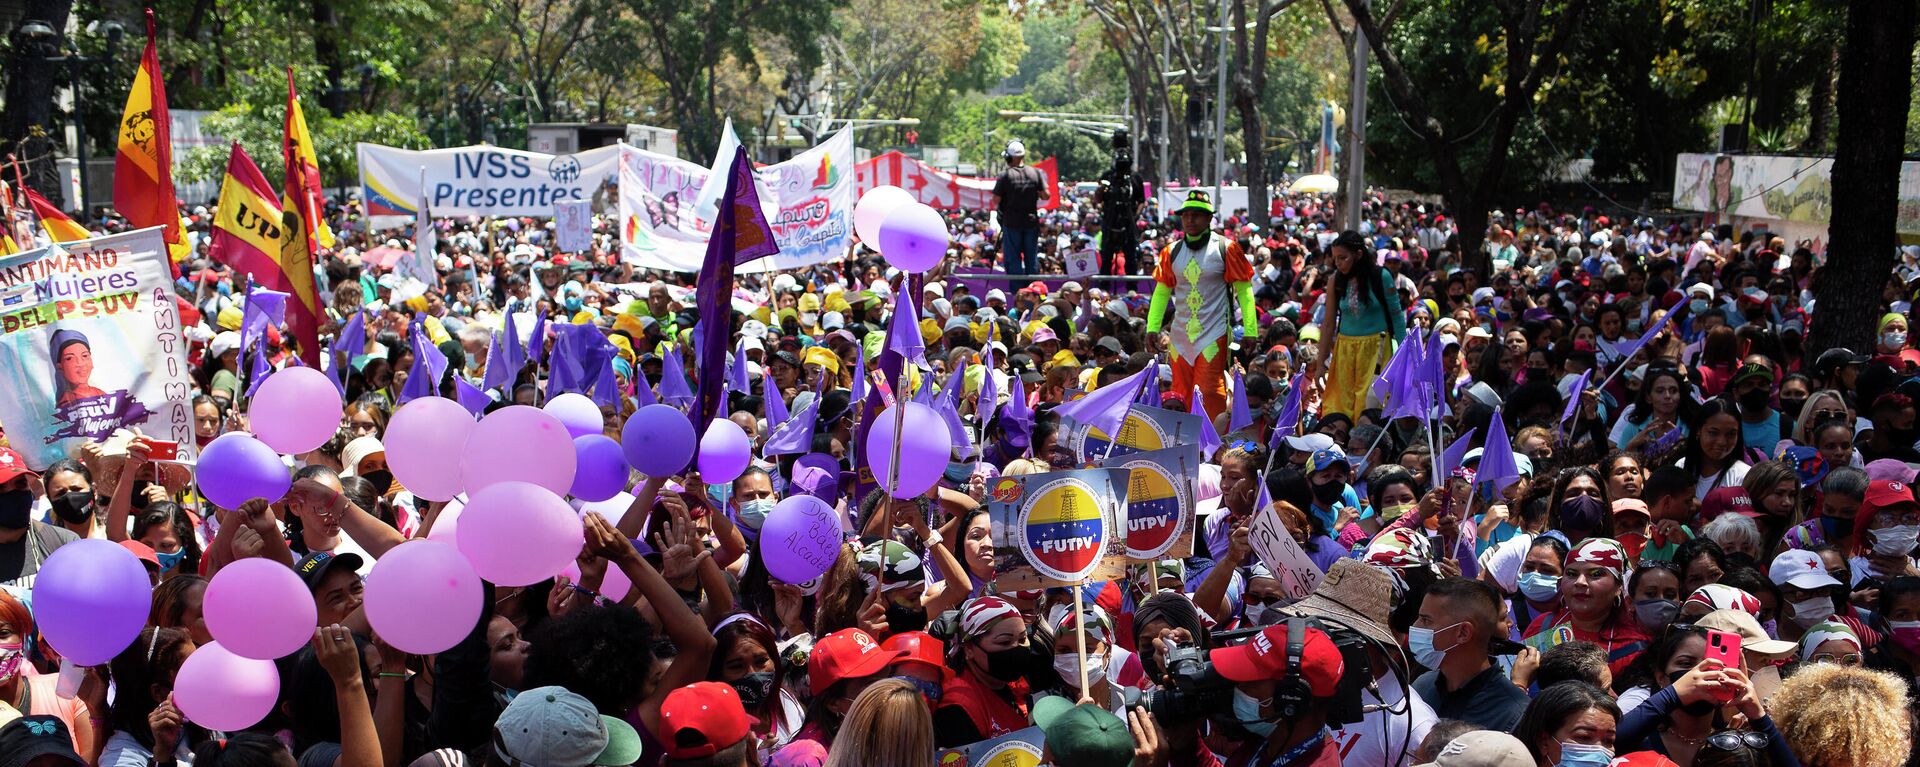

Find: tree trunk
1184;89;1207;184
1232;0;1271;228
1802;43;1839;153
1811;0;1916;355
1;0;76;206
311;0;345;117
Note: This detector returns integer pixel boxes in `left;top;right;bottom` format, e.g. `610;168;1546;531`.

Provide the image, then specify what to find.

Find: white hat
1418;731;1535;767
821;311;845;330
742;337;765;353
1465;326;1495;340
740;319;769;340
1686;283;1716;300
210;331;242;359
1768;549;1841;590
1282;433;1336;454
1471;287;1495;305
1004;139;1027;157
923;282;945;298
772;274;799;294
1060;281;1084;293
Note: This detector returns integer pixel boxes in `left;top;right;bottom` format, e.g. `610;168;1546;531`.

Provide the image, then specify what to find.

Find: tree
1340;0;1591;272
1810;0;1916;355
1228;0;1299;225
1;0;77;207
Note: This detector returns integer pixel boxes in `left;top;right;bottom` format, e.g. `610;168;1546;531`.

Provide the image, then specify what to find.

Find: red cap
881;631;946;675
1025;281;1049;296
118;540;161;569
1864;479;1916;515
1207;624;1344;696
659;682;757;759
0;447;37;485
807;629;902;694
1899;349;1920;370
1701;486;1760;521
1608;753;1681;767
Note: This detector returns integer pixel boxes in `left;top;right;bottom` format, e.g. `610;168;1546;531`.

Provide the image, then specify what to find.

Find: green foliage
177;99;428;188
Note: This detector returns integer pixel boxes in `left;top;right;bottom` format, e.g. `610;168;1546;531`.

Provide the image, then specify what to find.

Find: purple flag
399;322;449;404
1053;364;1152;439
1477;410;1520;492
454;376;492;416
1193;385;1223;458
849;347;867;407
935;367;972;457
763;362;789;424
244;338;274;397
544;328;584;398
1229;370;1254;434
1370;333;1416;406
1387;331;1433;420
659;344;695;411
633;366;657;407
1137;360;1161;407
500;310;527;379
1558;369;1594;428
322;346;345;397
528;310;548;367
1617;298;1684;359
240;283;288;355
1001;373;1034;448
337;308;367;359
483;330;512;391
977;345;999;426
694;147;780;443
1440;427;1478;487
729;340;751;397
591;356;621;409
763;380;823;456
912;370;939;405
1268;373;1305;450
888;291;927;368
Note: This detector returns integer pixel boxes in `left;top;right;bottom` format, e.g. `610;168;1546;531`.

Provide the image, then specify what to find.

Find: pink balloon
864;402;949;498
365;540;483;655
203;558;316;659
456;481;583;586
697;418;752;483
387;397;477;501
559;557;633;602
173;641;280;731
876;202;950;272
462;405;577;495
250;367;343;454
426;496;464;546
854;185;915;248
544;393;604;439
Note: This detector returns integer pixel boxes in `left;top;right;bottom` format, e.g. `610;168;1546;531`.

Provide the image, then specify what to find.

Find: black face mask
887;601;930;634
1312;481;1344;506
362;470;394;495
50;493;95;525
1738;389;1770;412
1780;397;1807;421
729;671;775;711
981;645;1033;683
1561;495;1607;532
0;490;32;530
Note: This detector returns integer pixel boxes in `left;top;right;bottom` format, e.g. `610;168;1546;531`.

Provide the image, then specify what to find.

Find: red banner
854;151;1059;212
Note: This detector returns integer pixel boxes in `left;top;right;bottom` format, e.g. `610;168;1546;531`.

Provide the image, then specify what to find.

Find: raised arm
584;511;716;734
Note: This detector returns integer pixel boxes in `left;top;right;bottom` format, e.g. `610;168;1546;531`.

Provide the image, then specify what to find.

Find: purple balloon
250;367;343;454
863;402;949;498
173;641;280;731
462;405;577;495
388;397;477;501
697;418;752;483
457;481;584;586
570;434;630;502
33;539;151;665
203;558;316;660
544;392;604;439
759;495;843;584
854;185;914;248
197;433;291;509
365;540;483;655
621;404;696;477
876;202;950;272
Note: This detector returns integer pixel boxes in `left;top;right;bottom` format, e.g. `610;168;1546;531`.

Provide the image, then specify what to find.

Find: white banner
553;199;592;253
356;143;622;225
618;128;855;272
0;227;196;470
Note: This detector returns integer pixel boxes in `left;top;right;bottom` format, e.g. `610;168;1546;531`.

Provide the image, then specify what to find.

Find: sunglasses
1705;732;1769;752
1808;652;1861;665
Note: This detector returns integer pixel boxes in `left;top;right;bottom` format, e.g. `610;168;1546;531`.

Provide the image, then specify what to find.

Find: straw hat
1275;558;1397;649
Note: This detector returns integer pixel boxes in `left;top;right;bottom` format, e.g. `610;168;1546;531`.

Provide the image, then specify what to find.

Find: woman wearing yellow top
1314;231;1405;418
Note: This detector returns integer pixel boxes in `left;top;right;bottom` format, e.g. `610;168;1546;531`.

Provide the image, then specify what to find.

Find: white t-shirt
1329;672;1436;767
101;729;196;767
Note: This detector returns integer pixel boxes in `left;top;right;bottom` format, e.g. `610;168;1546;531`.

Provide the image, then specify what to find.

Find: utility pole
1212;0;1229;209
1159;36;1171;197
1344;0;1368;231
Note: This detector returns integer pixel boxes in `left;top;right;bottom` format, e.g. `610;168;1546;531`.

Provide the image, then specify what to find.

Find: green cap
594;716;644;766
859;540;925;592
1034;698;1135;767
1177;189;1214;215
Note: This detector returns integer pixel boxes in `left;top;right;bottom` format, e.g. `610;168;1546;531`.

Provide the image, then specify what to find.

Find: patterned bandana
959;596;1021;642
1568;538;1629;581
1684;584;1761;616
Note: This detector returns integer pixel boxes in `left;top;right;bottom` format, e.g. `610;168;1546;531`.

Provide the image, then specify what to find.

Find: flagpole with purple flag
1595;298;1682;390
693;146;780;442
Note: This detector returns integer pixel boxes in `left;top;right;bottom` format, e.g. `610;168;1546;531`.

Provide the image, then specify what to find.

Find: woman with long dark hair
1317;230;1404;418
1681;398;1751;501
1612;366;1694;451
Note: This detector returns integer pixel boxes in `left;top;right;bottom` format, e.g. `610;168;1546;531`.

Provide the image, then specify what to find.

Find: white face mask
1873;524;1920;557
1053;651;1107;689
1244;604;1268;625
1790;597;1832;628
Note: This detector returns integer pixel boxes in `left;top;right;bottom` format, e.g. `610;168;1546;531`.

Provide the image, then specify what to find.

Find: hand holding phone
1703;629;1742;703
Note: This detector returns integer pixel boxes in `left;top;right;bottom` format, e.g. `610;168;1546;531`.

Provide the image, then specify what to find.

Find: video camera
1138;616;1375;726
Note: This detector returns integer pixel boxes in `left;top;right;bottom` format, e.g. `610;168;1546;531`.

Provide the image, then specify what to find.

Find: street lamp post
18;19;123;212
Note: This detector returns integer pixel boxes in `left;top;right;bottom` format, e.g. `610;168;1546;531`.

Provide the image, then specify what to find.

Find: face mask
1560;495;1607;532
156;548;186;572
1689;299;1709;314
1244;604;1269;625
362;470;394;495
1635;598;1681;629
1887;620;1920;655
729;671;775;711
1884;331;1908;348
1789;597;1832;628
1518;572;1562;603
0;490;31;530
737;498;774;530
1820;515;1854;540
981;645;1033;684
1738;388;1770;411
886;600;929;634
1556;743;1614;767
50;493;95;525
0;644;22;681
1053;651;1107;689
1232;688;1276;738
893;675;942;703
1312;481;1345;507
1780;397;1807;420
1380;502;1415;522
1872;524;1920;557
1408;622;1464;669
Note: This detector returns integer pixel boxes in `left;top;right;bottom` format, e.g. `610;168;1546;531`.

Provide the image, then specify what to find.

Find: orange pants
1172;338;1231;422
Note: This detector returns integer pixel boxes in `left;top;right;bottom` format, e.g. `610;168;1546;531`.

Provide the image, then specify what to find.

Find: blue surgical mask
156;548;185;572
736;498;775;530
1232;688;1276;738
1517;572;1561;603
1689;298;1709;314
894;675;942;703
1407;622;1463;669
1556;743;1613;767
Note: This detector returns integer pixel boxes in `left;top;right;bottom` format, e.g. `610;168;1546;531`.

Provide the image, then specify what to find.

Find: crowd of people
2;160;1919;767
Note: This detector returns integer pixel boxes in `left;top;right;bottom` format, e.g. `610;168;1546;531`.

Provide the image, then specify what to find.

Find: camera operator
1094;132;1146;275
1209;621;1348;767
1134;592;1226;767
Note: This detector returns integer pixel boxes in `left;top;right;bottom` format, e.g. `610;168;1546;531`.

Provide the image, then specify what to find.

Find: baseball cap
0;715;83;767
0;448;36;485
1730;362;1774;386
1768;549;1841;590
1207;624;1344;695
741;319;769;340
1701;487;1759;520
1305;447;1351;475
1283;432;1337;454
1033;698;1134;767
118;540;161;571
1413;730;1534;767
1694;608;1797;657
1778;445;1829;487
1177;190;1215;215
659;682;757;760
494;686;641;767
881;631;946;675
1032;326;1060;345
1094;337;1124;356
1611;498;1651;520
1686;283;1715;300
294;551;366;593
1813;348;1869;377
1864;479;1917;514
807;629;902;694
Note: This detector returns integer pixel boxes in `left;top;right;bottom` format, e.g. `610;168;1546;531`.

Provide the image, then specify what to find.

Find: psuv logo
549;155;581;183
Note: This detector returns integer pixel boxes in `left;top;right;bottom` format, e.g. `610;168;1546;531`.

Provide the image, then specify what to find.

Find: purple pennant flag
1477;409;1520;493
659;344;695;411
1370;332;1416;407
1388;332;1433;420
849;347;867;407
912;370;939;405
1001;373;1034;448
1558;369;1593;429
500;310;527;379
633;366;658;407
399;322;450;404
1053;364;1152;439
544;328;582;399
1618;298;1683;359
240;283;288;355
763;363;789;424
322;346;345;397
1440;427;1479;482
1229;370;1254;434
244;337;274;397
482;330;510;391
1268;373;1305;450
1193;385;1223;458
763;379;823;456
337;307;367;359
1137;360;1161;407
694;146;780;443
935;368;972;457
527;310;549;367
1426;325;1447;407
888;291;927;368
977;345;999;426
453;376;492;416
729;341;751;400
591;356;621;409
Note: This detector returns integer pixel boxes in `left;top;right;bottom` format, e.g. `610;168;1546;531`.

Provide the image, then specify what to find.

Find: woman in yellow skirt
1314;231;1405;418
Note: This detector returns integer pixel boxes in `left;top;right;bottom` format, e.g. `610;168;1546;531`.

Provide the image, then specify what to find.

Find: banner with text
987;468;1128;589
357;143;622;225
617;128;855;272
855;151;1060;212
0;227;195;470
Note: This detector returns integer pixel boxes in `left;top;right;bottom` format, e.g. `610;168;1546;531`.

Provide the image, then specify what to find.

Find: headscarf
1684;584;1761;617
1044;603;1113;645
857;540;924;593
1796;621;1861;662
958;596;1021;644
1567;537;1629;582
1133;591;1208;647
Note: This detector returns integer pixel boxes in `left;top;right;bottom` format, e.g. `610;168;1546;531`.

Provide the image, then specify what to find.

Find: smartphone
1703;629;1741;701
145;439;180;462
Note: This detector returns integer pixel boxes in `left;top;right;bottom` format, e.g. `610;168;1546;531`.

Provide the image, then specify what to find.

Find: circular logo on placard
1120;457;1188;560
549;154;581;183
1077;412;1167;461
975;739;1044;767
1016;476;1108;582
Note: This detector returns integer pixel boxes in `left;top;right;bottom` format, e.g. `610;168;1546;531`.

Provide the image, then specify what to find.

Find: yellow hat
1050;349;1081;369
803;346;841;374
752;306;773;324
608;334;634;362
405;296;429;313
798;293;822;312
613;313;648;340
217;305;244;332
572;310;597;325
964;363;986;394
1299;324;1321;342
920;318;941;346
825;294;852;315
424;315;451;347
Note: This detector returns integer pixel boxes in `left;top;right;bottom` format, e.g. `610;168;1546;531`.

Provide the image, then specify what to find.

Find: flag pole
887;366;908;497
1073;579;1091;695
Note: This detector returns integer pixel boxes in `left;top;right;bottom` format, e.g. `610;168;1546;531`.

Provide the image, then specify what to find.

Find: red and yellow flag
282;69;334;252
112;9;185;266
211;143;321;366
23;187;92;242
